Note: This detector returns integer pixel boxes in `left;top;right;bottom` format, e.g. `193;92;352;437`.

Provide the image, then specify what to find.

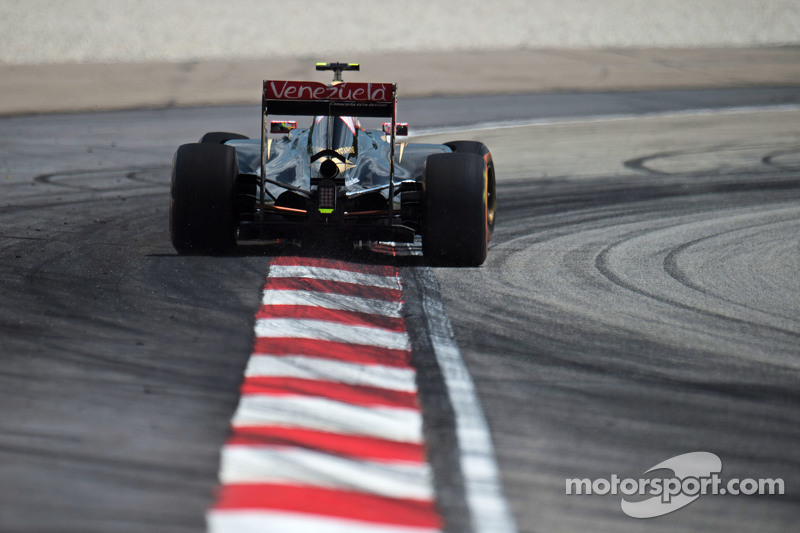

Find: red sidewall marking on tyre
207;256;443;533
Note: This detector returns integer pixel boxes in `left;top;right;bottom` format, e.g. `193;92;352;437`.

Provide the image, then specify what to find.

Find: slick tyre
423;152;490;266
200;132;249;144
170;143;238;254
444;140;496;237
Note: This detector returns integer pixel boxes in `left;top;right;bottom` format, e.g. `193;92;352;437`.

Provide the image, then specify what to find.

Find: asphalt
415;106;800;532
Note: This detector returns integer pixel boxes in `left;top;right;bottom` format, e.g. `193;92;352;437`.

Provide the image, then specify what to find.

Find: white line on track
245;355;418;391
416;267;518;533
408;103;800;138
232;395;423;443
220;446;434;499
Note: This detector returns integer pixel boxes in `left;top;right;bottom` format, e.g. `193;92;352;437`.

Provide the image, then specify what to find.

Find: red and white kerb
207;256;442;533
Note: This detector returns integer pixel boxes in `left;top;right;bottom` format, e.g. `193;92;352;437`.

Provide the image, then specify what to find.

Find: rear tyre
200;132;249;144
170;143;238;254
445;141;496;237
423;152;489;266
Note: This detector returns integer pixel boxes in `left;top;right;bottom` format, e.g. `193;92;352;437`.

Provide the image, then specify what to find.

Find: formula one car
169;62;495;265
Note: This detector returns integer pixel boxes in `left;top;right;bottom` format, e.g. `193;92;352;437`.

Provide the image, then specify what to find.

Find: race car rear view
169;62;496;265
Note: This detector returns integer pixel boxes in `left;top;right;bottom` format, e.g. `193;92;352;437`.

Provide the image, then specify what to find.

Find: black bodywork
229;116;451;244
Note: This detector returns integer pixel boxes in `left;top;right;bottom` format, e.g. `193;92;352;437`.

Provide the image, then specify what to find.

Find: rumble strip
207;256;443;533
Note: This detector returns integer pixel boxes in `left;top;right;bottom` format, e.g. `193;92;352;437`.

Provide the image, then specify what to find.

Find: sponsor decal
265;81;393;103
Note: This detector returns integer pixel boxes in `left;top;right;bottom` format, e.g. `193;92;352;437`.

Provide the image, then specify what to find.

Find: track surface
1;89;799;532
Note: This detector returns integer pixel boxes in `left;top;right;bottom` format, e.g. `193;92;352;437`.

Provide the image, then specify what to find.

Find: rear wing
263;80;395;117
258;79;399;221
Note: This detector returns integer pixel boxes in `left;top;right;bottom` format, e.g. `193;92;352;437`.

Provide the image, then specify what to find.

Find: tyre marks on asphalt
207;256;442;533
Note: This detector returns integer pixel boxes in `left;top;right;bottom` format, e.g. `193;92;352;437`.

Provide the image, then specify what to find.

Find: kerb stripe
245;355;417;391
219;446;434;499
262;289;403;317
213;483;441;528
208;510;440;533
270;256;398;277
269;264;401;288
240;376;419;409
210;257;444;533
254;318;411;350
232;394;423;443
252;337;412;367
256;304;406;331
263;277;402;301
227;426;426;463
